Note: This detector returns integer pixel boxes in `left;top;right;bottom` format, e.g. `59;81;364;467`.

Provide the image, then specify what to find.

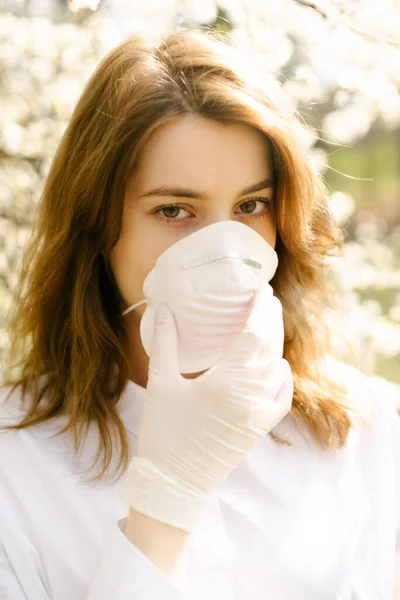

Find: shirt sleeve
86;517;186;599
0;538;32;600
0;512;185;600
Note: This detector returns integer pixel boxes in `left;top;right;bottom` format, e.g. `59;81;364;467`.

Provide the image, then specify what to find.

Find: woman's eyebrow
139;177;275;200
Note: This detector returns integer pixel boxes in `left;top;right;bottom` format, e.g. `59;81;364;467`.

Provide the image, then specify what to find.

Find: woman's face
109;113;277;319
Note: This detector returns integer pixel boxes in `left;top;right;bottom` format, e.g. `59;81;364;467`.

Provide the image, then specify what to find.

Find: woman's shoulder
0;383;40;499
0;374;54;426
323;355;400;424
0;376;71;466
0;379;101;506
0;376;121;484
0;381;29;427
321;358;400;500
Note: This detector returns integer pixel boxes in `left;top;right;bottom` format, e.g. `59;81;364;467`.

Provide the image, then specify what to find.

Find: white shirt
0;359;399;600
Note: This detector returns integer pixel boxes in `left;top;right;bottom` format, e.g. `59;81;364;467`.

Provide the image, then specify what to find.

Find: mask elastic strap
121;299;147;317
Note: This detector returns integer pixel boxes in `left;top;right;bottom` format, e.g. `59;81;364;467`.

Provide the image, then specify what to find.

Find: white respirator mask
121;220;279;374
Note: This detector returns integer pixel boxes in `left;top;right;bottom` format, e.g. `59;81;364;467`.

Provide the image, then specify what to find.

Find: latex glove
120;285;293;532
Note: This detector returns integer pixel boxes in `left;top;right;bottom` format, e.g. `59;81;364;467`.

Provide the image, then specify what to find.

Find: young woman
0;28;399;600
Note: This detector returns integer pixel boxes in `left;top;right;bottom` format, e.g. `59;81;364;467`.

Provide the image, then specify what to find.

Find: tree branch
292;0;400;47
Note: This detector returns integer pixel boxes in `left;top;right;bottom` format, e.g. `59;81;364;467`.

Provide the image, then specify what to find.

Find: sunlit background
0;0;399;409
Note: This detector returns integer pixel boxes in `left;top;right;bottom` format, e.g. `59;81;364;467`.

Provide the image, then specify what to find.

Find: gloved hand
120;284;293;532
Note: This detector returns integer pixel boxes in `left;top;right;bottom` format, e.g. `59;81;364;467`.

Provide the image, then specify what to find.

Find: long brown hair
1;28;355;484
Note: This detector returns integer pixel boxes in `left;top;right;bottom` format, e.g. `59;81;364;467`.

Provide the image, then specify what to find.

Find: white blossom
0;1;399;396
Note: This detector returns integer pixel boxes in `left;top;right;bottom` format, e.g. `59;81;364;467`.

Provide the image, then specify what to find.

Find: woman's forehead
129;114;274;194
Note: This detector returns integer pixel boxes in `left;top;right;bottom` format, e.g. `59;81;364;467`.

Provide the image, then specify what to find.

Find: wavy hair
1;28;356;484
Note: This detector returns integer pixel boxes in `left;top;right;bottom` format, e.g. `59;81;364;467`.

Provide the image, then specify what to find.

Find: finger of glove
148;304;180;382
237;294;284;371
258;358;293;432
240;358;294;435
212;285;281;374
255;295;285;362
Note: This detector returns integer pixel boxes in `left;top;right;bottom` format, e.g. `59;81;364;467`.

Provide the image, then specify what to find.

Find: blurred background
0;0;399;408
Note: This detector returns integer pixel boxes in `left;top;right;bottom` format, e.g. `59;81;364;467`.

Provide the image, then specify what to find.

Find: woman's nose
204;211;234;228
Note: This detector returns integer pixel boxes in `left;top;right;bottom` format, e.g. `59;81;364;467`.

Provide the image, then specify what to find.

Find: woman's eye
152;198;272;224
240;200;258;214
161;206;182;219
153;204;192;222
238;198;272;216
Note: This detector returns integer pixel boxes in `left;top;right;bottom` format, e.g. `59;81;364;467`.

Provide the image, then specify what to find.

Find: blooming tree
0;0;399;404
